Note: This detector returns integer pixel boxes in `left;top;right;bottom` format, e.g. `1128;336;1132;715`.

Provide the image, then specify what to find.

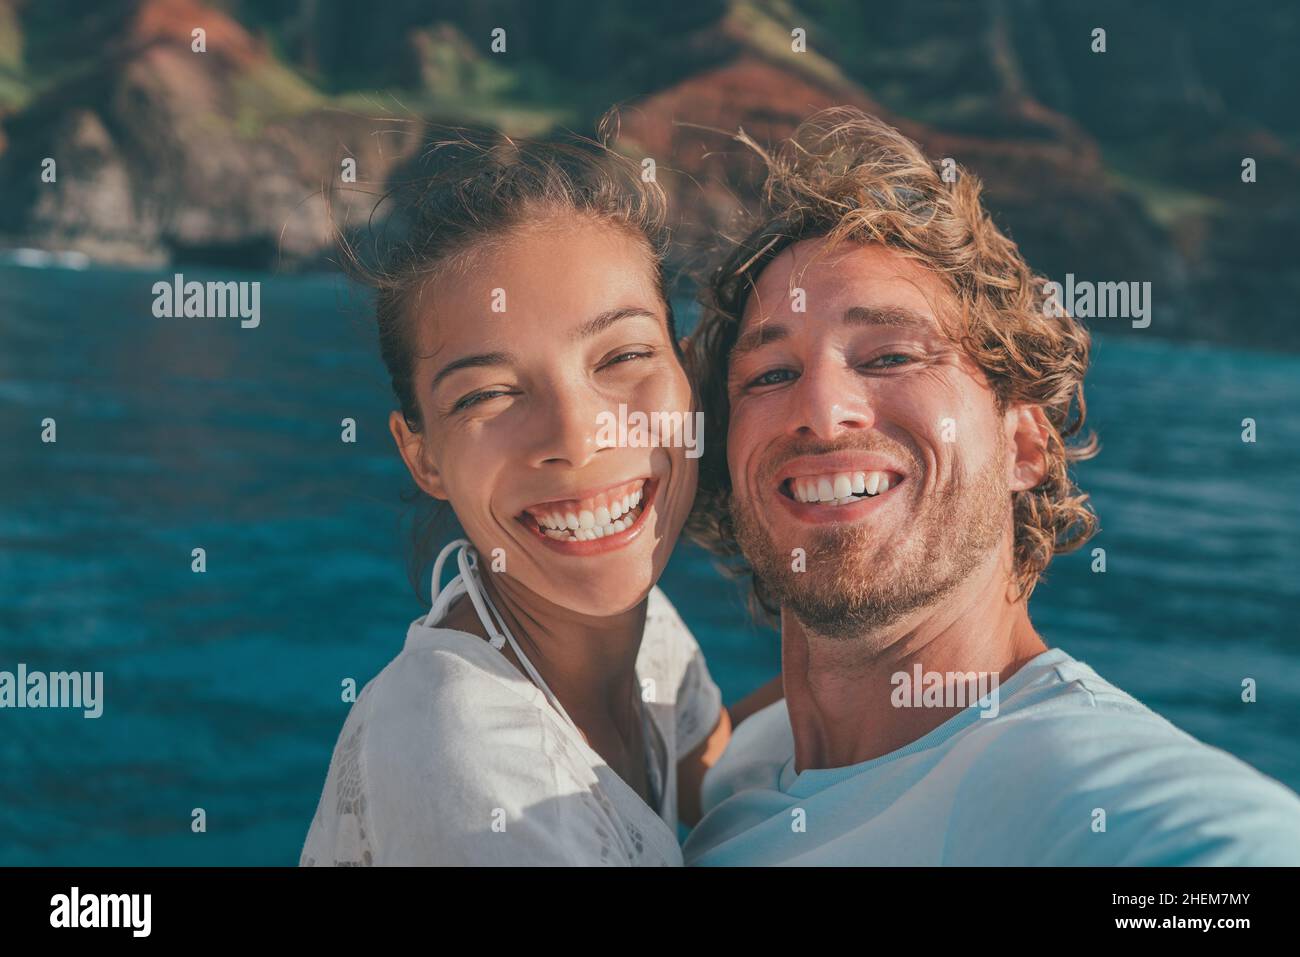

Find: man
681;107;1300;865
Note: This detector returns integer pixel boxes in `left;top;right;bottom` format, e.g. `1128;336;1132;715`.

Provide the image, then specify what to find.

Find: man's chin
768;569;922;638
781;524;902;580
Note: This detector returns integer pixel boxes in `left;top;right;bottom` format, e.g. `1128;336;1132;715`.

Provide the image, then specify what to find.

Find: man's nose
787;361;874;440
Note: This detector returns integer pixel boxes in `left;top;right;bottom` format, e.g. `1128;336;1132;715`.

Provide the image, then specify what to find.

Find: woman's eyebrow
570;306;658;342
431;351;515;392
430;308;658;391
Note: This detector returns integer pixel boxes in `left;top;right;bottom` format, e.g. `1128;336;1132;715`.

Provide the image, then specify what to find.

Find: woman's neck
441;567;649;732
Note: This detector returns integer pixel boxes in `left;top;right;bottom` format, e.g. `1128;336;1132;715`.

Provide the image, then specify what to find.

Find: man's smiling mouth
517;478;653;544
778;470;905;507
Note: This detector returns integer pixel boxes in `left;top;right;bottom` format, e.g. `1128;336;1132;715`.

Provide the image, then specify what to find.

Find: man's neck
780;557;1048;773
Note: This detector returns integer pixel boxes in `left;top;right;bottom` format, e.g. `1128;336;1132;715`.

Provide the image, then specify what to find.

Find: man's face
725;238;1017;639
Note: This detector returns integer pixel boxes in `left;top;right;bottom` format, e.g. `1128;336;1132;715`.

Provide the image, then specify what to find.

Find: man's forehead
738;238;949;335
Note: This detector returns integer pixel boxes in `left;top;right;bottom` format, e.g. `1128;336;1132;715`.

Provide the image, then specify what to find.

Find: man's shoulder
949;651;1300;864
994;646;1149;715
965;650;1277;793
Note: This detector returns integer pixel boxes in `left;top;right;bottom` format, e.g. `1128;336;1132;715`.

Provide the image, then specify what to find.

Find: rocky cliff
0;0;1296;347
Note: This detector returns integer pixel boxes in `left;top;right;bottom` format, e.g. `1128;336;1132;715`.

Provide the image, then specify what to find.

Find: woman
300;129;781;865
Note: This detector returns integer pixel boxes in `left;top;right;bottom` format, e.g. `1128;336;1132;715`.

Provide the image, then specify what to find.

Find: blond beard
731;439;1010;641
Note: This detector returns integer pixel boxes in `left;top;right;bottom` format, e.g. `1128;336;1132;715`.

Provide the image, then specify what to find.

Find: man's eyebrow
842;305;933;328
571;306;658;342
430;351;514;392
730;322;790;361
730;306;933;362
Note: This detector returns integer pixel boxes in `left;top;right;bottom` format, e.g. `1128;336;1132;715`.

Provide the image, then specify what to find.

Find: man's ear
388;410;449;500
1005;404;1051;492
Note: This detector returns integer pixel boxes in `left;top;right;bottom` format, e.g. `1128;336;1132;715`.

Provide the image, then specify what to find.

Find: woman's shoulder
350;624;599;803
304;624;623;865
637;585;707;688
639;582;702;657
360;623;551;738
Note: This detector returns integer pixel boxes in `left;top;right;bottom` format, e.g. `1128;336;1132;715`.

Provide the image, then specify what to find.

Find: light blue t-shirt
684;647;1300;866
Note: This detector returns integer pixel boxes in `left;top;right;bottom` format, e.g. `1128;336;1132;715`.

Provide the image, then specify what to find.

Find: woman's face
391;217;698;618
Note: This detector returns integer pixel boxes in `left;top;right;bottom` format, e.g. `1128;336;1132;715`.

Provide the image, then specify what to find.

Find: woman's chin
520;569;661;619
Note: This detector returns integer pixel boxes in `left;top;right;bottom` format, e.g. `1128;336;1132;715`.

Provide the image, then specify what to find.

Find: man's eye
748;368;797;388
864;353;915;369
453;390;507;412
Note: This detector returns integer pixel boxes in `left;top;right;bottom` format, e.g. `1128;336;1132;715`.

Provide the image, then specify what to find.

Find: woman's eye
603;350;653;368
453;390;508;412
748;368;797;388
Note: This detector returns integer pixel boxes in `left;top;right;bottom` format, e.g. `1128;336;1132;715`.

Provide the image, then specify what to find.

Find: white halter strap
424;538;662;811
427;538;582;732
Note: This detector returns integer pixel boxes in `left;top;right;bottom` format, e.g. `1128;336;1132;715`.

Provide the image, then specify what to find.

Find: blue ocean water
1;264;1297;865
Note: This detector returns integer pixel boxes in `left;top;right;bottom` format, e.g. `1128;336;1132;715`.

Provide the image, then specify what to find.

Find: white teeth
526;480;650;530
533;500;643;543
787;470;898;506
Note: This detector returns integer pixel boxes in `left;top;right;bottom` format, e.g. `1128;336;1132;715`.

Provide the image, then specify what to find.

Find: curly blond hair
687;107;1099;622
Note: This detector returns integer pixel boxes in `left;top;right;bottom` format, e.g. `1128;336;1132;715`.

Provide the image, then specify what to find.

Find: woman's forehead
409;223;665;356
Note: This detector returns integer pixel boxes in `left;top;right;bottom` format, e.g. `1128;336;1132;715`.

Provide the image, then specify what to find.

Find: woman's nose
525;386;614;469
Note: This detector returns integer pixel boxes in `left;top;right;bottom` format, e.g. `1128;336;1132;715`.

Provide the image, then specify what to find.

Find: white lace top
299;544;722;866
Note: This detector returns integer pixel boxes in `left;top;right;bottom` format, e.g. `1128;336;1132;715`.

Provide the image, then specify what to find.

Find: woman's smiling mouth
516;478;658;553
